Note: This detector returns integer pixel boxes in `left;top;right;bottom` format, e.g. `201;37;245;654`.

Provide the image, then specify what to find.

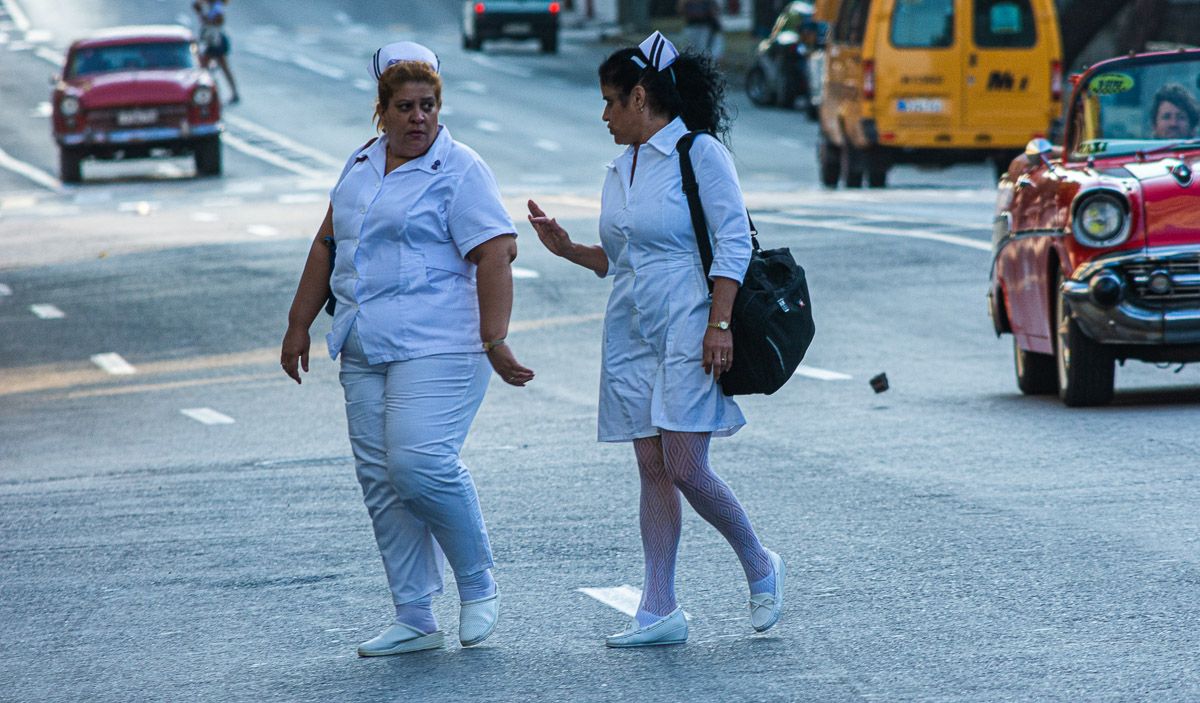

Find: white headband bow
632;31;679;72
371;41;440;80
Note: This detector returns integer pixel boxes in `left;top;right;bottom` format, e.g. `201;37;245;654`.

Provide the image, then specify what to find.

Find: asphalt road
3;1;1200;701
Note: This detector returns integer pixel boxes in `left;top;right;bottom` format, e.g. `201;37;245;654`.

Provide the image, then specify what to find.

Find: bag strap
676;131;759;294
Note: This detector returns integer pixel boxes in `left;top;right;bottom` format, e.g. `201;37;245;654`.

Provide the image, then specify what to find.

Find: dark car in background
746;1;824;117
462;1;561;54
50;24;222;183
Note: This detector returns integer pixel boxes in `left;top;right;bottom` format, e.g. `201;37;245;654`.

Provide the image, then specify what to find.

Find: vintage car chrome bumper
1064;246;1200;345
60;123;221;146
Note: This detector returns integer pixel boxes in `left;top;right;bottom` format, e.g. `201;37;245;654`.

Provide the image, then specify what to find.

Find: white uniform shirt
326;126;515;364
596;117;751;442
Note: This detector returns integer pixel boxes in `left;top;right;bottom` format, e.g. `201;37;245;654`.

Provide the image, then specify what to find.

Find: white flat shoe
605;607;688;648
459;593;499;647
749;549;785;633
356;622;445;657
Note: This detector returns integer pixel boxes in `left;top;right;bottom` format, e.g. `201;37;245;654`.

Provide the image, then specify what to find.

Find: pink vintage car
990;49;1200;406
51;25;222;183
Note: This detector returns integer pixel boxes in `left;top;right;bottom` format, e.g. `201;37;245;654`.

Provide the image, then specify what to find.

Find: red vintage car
990;49;1200;406
51;25;222;183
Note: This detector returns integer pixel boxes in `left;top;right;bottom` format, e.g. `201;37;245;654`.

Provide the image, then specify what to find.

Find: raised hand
527;199;573;258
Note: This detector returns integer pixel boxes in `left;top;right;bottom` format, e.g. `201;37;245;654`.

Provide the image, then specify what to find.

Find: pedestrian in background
192;0;239;104
527;32;783;648
678;0;725;62
281;41;532;657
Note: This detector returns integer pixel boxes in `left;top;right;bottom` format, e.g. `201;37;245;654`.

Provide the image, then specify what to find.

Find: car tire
866;149;889;188
841;140;864;189
540;32;557;54
194;136;222;177
1055;271;1115;406
818;131;840;188
464;33;482;51
746;67;774;106
804;100;819;121
59;148;82;184
1013;336;1056;395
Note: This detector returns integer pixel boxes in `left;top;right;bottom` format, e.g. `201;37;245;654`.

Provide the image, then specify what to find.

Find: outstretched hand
527;199;573;258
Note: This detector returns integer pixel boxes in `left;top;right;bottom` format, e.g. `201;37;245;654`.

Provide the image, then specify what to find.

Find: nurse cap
370;41;440;80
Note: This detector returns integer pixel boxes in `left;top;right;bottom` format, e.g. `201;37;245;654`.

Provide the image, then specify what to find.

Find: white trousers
339;325;493;606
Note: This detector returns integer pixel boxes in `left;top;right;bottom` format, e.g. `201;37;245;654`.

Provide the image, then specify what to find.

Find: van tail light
862;60;875;101
1050;60;1063;101
548;2;560;12
474;3;486;13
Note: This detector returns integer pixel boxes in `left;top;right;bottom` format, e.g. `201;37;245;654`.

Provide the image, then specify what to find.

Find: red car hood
70;69;202;108
1120;155;1200;249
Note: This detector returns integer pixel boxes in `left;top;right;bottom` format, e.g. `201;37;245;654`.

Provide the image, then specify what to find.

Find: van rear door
873;0;958;136
961;0;1057;142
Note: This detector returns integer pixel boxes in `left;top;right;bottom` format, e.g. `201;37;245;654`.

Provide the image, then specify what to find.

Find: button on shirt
596;117;752;442
326;126;515;364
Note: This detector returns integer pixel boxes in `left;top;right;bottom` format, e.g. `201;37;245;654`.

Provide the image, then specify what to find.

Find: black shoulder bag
677;131;815;396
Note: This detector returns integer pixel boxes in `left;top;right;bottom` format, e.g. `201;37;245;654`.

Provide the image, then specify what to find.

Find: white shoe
356;622;444;657
605;608;688;648
459;593;499;647
749;549;784;633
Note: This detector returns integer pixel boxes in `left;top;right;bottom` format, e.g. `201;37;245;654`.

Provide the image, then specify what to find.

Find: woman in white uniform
281;42;533;656
527;33;783;647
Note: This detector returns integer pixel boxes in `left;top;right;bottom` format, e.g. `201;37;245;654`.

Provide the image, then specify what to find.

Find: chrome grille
85;104;189;130
1120;255;1200;306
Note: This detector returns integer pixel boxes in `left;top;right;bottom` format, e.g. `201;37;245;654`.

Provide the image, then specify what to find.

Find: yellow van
817;0;1062;187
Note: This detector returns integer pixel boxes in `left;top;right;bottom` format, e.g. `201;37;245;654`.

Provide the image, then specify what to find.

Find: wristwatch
707;320;730;330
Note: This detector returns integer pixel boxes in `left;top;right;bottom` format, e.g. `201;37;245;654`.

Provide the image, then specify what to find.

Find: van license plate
504;22;532;33
896;98;944;114
116;109;158;126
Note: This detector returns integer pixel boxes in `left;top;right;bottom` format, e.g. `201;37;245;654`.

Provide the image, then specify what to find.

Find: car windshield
68;41;196;77
1071;53;1200;159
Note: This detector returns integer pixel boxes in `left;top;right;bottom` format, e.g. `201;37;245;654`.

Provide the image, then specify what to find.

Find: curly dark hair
598;46;732;144
1151;83;1199;133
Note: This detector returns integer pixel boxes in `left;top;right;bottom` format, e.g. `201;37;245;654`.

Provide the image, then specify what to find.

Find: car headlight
1072;192;1130;248
59;96;80;116
193;86;214;106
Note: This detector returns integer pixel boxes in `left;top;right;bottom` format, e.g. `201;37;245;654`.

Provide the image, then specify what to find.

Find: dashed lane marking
511;267;540;279
29;303;64;319
222;114;344;170
475;120;502;133
793;365;852;381
181;407;235;425
222;132;324;180
755;213;992;251
1;0;31;31
535;139;561;152
247;225;279;237
465;54;534;79
0;283;11;296
0;145;61;191
90;352;136;375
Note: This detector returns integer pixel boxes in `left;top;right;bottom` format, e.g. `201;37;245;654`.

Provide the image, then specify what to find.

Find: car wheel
194;136;222;177
1013;336;1056;395
866;149;889;188
59;148;82;184
464;33;482;51
746;67;774;106
1055;271;1115;406
841;140;864;188
540;32;557;53
804;100;819;121
817;131;840;188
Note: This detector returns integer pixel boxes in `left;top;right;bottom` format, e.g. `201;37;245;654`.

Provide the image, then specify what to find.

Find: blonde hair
374;61;442;131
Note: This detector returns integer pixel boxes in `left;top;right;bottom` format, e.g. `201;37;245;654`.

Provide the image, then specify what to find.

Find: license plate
503;22;532;33
896;98;944;114
116;109;158;126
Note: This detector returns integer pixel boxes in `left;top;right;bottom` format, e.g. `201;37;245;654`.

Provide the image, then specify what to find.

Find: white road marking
247;224;279;237
278;192;324;204
459;81;488;95
0;283;11;296
511;267;540;279
578;585;642;617
91;353;136;375
793;365;852;381
2;0;31;31
180;407;235;425
118;201;155;215
475;120;502;133
291;56;345;79
222;115;345;169
466;54;534;79
535;139;561;152
755;213;992;251
23;27;48;42
29;303;64;319
190;212;219;222
222;132;324;179
33;45;60;66
0;145;60;191
352;78;374;92
31;101;51;117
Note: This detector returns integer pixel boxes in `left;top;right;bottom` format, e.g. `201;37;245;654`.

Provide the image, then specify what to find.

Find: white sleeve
447;158;517;259
692;135;752;283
